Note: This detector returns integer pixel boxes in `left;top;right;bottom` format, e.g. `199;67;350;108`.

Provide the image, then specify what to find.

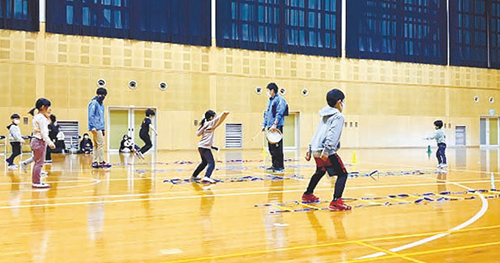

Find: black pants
139;133;152;154
45;145;52;160
304;153;348;200
6;142;21;165
437;143;447;164
192;147;215;178
268;126;284;169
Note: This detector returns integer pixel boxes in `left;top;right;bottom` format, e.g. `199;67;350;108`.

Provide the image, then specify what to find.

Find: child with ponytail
191;110;229;183
29;98;55;188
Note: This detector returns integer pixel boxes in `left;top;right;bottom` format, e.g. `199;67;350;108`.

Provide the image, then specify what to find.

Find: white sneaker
437;164;443;169
201;177;216;184
8;164;17;169
32;183;50;188
135;151;144;159
44;160;52;164
20;162;28;173
41;171;48;177
441;164;448;169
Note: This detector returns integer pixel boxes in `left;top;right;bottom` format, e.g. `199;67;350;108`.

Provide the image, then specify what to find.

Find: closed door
108;108;157;151
455;126;466;146
480;117;499;146
490;119;498;145
109;109;129;151
283;113;299;149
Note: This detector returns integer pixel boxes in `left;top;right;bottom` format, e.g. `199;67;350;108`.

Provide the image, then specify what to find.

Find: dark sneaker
100;162;112;168
329;198;352;211
92;162;101;169
265;166;275;172
273;168;285;173
302;193;320;203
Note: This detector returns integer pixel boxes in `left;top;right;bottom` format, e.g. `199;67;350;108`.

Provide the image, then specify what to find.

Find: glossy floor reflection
0;147;499;263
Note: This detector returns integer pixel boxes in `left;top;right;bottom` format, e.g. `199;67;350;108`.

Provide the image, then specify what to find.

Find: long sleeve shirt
262;94;288;128
32;113;55;148
8;124;23;142
88;97;106;131
427;128;446;144
309;107;344;157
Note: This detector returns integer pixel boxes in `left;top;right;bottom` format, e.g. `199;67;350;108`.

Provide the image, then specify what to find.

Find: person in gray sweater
6;114;25;169
302;89;351;211
426;120;447;169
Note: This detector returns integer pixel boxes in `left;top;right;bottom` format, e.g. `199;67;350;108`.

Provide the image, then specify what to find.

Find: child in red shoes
302;89;351;211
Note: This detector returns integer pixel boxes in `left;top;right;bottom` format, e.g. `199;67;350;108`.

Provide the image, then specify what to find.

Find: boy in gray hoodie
6;114;25;169
302;89;351;211
425;120;447;169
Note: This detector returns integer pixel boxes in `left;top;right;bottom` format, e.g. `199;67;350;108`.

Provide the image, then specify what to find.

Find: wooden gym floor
0;147;499;263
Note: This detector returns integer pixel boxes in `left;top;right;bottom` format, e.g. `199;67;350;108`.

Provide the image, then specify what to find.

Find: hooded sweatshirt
88;96;105;131
7;123;23;143
427;128;446;144
309;106;344;158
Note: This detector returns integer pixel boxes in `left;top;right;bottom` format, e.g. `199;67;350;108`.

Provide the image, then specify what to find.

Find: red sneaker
302;193;320;203
329;198;352;211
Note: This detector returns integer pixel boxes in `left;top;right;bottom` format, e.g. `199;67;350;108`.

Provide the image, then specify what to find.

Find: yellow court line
404;240;500;257
162;224;500;263
388;196;412;203
355;241;426;263
269;203;293;212
465;192;497;199
298;202;322;210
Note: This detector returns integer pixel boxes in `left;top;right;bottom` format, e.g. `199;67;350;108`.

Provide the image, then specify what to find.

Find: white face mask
266;91;271;98
340;101;346;112
13;119;20;125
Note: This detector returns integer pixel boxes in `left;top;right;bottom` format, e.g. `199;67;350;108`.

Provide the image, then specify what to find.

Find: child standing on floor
88;88;111;169
302;89;351;211
29;98;55;188
6;114;25;169
136;109;158;159
425;120;447;169
191;110;229;183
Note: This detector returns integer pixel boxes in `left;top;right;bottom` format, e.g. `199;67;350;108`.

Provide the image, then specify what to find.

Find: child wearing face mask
5;114;25;169
88;88;111;169
78;133;93;154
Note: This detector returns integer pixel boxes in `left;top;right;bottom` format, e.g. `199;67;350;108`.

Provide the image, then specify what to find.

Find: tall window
346;0;446;65
0;0;39;31
490;0;500;68
450;0;488;67
47;0;211;46
217;0;342;57
283;0;341;56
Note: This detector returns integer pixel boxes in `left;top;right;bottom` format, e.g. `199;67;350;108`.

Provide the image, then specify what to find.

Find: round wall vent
128;80;137;90
255;86;263;95
97;79;106;87
301;88;309;97
159;82;168;91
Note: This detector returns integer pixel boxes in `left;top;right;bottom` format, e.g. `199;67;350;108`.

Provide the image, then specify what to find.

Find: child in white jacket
302;89;351;211
6;114;25;169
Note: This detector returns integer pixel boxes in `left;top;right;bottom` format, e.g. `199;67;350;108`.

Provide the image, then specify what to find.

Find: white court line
0;177;497;205
0;177;494;210
355;180;489;260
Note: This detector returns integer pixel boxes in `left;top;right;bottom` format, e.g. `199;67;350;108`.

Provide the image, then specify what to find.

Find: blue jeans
436;143;447;165
192;147;215;178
